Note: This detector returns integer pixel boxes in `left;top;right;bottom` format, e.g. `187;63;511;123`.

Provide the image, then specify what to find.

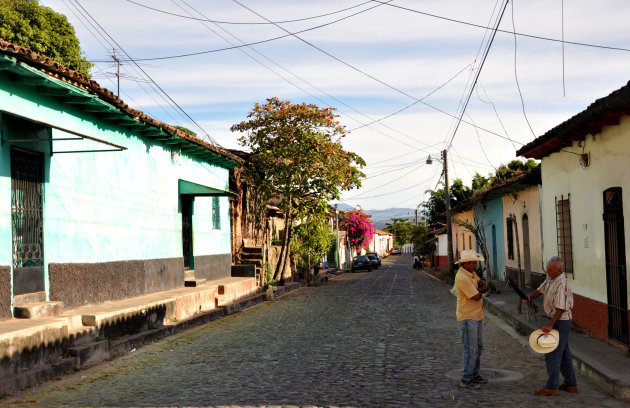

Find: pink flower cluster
340;209;374;251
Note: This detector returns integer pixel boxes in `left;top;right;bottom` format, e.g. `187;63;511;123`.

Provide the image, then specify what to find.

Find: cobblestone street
3;256;626;407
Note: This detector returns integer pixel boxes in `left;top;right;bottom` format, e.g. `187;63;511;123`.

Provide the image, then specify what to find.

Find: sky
39;0;630;210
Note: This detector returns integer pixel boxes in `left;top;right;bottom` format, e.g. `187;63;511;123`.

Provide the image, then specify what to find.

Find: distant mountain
331;203;417;230
365;208;416;230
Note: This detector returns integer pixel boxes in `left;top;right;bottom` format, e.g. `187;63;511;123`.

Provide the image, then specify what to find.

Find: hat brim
455;257;484;264
529;329;560;354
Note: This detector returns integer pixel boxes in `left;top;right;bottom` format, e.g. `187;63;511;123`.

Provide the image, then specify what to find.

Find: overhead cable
88;1;391;63
371;0;630;53
511;0;537;138
446;0;509;149
126;0;376;24
68;0;220;145
232;0;522;146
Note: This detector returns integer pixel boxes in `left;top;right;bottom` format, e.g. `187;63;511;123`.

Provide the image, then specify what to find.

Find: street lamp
426;150;455;275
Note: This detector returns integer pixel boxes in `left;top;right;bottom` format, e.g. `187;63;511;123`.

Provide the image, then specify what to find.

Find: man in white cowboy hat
526;256;578;396
454;249;489;389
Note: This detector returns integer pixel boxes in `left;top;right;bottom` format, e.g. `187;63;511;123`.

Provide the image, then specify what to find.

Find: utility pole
112;48;120;97
415;208;418;226
443;149;455;275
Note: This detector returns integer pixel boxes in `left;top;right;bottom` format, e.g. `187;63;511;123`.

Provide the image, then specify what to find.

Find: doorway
603;187;628;346
181;196;194;270
11;147;45;295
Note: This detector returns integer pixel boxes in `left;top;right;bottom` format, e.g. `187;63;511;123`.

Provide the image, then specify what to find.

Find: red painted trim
572;293;629;350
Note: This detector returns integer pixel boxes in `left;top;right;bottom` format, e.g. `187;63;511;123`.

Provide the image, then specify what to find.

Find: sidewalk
0;276;303;396
483;280;630;401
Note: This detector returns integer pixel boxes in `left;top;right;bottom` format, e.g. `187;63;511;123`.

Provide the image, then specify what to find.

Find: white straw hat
455;249;484;264
529;329;560;354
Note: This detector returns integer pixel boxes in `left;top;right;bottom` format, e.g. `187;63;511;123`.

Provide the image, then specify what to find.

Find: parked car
351;255;372;272
366;252;382;266
366;254;379;269
391;247;402;255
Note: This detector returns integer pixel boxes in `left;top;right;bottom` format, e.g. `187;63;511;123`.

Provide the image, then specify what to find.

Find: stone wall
49;257;183;310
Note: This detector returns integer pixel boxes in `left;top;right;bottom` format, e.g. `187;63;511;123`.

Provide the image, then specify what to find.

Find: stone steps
14;301;64;319
13;291;46;306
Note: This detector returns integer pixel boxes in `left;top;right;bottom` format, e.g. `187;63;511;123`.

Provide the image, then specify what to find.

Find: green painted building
0;39;242;319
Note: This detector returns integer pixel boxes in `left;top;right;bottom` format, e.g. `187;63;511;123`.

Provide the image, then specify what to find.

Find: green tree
449;178;472;204
489;159;538;186
410;222;434;257
231;98;365;280
384;217;414;246
471;172;489;192
422;186;447;226
290;215;334;279
422;179;472;226
0;0;92;76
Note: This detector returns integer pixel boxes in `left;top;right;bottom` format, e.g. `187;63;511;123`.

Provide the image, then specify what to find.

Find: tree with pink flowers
340;207;374;253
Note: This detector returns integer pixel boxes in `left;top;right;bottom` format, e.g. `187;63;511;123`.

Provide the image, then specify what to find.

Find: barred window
555;195;574;274
212;196;221;230
506;217;514;260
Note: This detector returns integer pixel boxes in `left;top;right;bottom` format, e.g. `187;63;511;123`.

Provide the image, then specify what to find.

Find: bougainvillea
340;207;374;252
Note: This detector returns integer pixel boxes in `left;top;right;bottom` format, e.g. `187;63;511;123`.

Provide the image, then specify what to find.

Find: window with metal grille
212;196;221;230
506;217;514;260
555;195;574;274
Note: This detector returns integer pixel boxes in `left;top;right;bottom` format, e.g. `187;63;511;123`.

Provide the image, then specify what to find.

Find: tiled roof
0;38;242;167
373;229;392;236
517;80;630;159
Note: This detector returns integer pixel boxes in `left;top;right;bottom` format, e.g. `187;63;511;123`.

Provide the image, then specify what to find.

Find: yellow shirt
455;266;484;321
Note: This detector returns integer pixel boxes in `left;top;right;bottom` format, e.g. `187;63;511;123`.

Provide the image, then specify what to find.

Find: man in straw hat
454;249;489;389
526;256;578;396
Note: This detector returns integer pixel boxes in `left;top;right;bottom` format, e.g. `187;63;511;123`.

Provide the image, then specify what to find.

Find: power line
446;0;509;149
365;161;426;180
176;0;456;155
371;0;630;53
348;63;472;132
353;163;427;198
58;0;184;126
465;113;496;170
170;0;431;155
443;0;504;154
126;0;376;24
475;84;518;149
68;0;220;145
91;3;630;63
511;0;537;138
345;176;436;200
232;0;523;146
88;1;392;63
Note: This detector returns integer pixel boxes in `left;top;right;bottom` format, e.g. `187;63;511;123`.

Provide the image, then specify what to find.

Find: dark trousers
544;319;577;389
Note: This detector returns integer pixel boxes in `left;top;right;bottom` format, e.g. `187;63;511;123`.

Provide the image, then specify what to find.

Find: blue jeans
545;319;577;389
459;319;483;381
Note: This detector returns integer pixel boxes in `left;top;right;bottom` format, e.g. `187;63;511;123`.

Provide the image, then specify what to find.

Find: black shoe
460;380;481;389
471;375;488;384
